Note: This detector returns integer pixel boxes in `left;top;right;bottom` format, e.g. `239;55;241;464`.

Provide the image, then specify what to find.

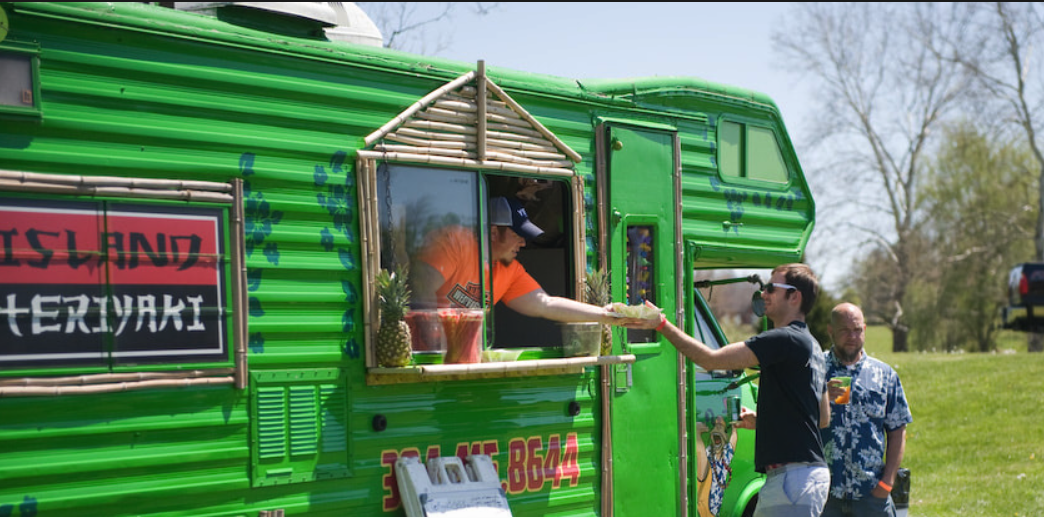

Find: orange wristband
877;480;892;493
655;314;668;332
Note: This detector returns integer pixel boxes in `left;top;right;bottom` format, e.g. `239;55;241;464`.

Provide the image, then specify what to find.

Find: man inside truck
626;263;831;517
411;194;621;327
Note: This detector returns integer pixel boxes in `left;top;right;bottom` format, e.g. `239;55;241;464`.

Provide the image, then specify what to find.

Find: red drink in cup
440;309;484;364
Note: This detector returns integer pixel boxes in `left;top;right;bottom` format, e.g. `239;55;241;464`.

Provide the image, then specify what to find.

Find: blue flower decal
249;332;265;354
246;268;263;292
315;151;357;247
341;280;359;305
239;152;285;354
314;151;361;359
344;338;359;357
241;153;284;263
320;228;334;252
248;297;265;317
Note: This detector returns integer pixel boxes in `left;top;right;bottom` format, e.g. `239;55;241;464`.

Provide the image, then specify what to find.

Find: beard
834;344;862;364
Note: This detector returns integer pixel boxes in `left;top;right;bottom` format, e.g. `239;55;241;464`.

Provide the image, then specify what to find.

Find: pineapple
585;267;613;356
375;265;412;367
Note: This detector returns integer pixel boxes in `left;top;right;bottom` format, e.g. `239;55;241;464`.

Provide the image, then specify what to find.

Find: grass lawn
863;326;1044;516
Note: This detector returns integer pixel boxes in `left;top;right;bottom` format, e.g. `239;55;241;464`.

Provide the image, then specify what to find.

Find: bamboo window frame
0;169;248;396
357;62;635;376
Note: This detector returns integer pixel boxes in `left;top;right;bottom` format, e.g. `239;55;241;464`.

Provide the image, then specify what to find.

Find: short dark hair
772;263;819;315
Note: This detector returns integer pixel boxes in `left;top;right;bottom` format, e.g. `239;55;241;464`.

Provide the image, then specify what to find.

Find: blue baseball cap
490;196;544;240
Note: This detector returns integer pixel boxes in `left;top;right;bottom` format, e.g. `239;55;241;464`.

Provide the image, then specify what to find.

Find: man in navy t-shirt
626;263;830;517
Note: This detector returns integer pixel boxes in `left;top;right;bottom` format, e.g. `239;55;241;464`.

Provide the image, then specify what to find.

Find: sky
368;2;844;287
403;3;811;137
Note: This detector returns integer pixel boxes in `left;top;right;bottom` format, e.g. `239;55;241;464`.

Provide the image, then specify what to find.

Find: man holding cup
823;303;913;517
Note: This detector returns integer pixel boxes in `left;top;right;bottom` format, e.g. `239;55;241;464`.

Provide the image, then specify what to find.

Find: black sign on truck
0;197;228;368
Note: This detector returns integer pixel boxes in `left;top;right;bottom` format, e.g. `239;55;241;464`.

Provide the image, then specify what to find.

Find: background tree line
775;2;1044;353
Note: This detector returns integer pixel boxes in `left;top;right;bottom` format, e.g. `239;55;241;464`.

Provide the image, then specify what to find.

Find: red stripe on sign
105;212;220;286
0;207;106;285
0;206;221;286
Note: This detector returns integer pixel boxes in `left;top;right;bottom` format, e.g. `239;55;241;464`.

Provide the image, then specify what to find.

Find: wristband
877;480;892;493
655;314;668;332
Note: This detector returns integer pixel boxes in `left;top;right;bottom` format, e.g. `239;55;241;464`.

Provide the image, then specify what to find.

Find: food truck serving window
357;155;636;383
355;67;636;380
371;164;578;363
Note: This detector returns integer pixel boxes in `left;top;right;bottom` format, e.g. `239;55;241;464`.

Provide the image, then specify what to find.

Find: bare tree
773;3;973;352
932;2;1044;351
904;121;1036;352
357;2;498;55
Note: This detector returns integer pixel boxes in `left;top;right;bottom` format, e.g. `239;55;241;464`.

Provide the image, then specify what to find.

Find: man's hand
601;304;648;327
735;407;757;430
827;378;845;402
617;300;664;329
871;483;891;499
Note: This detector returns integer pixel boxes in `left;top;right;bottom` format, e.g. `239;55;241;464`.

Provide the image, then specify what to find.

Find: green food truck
0;3;814;516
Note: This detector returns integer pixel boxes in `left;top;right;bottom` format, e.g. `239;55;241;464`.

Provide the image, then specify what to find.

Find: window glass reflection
626;225;656;344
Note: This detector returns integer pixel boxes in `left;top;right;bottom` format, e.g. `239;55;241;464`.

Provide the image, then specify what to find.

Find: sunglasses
764;282;797;294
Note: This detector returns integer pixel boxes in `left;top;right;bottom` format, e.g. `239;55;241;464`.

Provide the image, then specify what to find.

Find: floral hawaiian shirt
823;349;913;499
708;443;734;515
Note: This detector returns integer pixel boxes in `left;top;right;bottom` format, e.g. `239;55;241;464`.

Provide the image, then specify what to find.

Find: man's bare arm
506;289;615;323
657;319;759;371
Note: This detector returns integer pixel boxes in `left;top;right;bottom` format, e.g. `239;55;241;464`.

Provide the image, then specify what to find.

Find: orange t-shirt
417;226;541;308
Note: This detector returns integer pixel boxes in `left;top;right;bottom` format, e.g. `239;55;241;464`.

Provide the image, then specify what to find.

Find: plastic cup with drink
830;376;852;404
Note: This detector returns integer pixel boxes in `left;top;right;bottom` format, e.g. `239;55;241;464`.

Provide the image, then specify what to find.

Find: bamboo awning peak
363;61;582;168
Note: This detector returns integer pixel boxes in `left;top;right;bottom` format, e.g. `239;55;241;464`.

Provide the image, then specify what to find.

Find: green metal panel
250;370;350;487
606;125;681;516
0;386;251;516
675;116;815;269
350;371;603;516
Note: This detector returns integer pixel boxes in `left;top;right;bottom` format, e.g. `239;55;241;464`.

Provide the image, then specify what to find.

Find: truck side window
719;120;789;184
0;43;42;118
720;121;744;179
748;126;788;183
625;225;657;344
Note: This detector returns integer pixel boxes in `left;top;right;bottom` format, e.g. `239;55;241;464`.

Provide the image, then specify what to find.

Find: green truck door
607;124;682;516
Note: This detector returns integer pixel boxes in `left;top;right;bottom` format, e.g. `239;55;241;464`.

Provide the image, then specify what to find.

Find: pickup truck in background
1001;263;1044;331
